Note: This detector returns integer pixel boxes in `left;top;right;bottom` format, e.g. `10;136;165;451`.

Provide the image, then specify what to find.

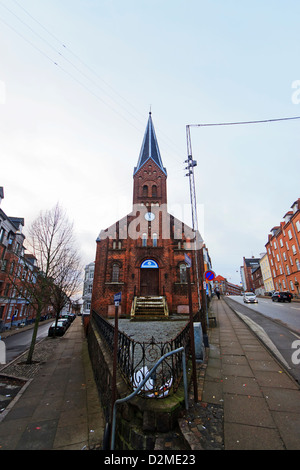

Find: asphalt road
225;296;300;384
1;322;51;363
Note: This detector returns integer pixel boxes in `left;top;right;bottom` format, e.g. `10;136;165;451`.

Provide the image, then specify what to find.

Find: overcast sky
1;0;300;289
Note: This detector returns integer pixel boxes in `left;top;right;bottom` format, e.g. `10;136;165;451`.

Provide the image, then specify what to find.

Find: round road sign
204;270;216;281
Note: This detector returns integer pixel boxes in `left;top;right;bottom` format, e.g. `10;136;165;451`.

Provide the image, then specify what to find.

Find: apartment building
265;198;300;297
0;187;53;330
259;253;274;294
82;261;95;314
0;188;32;329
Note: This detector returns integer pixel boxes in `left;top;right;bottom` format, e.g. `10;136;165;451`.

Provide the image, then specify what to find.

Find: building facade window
112;263;120;282
152;233;158;247
142;233;147;247
179;263;187;283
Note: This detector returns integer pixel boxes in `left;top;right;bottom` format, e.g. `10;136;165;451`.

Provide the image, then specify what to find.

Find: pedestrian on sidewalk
215;288;220;300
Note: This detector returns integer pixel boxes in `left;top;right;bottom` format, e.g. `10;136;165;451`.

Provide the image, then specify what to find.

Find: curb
0;376;32;424
223;297;300;387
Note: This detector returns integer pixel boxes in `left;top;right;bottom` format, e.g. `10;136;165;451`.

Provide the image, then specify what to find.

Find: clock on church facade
91;113;204;319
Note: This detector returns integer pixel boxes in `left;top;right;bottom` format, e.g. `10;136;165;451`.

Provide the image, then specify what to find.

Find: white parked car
243;292;258;303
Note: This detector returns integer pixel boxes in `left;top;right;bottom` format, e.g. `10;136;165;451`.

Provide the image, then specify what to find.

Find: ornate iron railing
92;310;191;398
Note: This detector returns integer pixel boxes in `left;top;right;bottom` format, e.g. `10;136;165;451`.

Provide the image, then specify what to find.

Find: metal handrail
110;346;188;450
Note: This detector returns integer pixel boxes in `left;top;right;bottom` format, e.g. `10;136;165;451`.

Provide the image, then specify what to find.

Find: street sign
204;270;216;281
184;253;192;268
114;292;121;306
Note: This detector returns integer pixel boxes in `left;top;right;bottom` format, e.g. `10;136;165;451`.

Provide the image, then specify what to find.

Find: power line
188;116;300;128
185;113;300;314
2;0;186;163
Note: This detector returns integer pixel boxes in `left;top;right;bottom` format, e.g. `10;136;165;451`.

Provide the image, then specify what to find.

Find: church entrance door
140;259;159;296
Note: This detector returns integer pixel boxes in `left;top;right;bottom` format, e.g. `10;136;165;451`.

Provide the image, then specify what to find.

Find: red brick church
91;113;204;319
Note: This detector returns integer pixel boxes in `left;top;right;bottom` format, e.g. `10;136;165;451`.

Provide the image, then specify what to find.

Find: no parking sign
204;270;216;281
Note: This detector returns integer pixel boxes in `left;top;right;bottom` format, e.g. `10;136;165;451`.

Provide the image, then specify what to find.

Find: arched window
152;233;158;247
152;185;157;197
142;233;147;247
112;263;120;282
179;263;187;283
142;185;148;197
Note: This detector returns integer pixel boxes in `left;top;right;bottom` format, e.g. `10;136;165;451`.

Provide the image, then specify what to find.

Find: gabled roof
134;112;167;175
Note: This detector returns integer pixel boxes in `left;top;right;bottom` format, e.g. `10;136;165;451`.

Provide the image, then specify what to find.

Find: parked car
59;313;75;323
60;313;75;324
48;321;66;337
243;292;258;303
58;317;71;329
272;291;293;302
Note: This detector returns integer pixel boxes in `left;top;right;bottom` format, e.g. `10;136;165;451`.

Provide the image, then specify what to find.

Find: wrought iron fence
92;310;191;398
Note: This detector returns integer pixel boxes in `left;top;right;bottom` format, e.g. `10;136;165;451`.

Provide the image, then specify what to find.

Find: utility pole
185;254;198;403
185;125;205;325
185;126;201;311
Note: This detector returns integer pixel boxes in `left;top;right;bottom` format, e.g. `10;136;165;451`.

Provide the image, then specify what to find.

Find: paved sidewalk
0;317;105;450
179;297;300;450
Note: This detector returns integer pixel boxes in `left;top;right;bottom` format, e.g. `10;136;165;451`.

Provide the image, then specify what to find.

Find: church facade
91;114;204;318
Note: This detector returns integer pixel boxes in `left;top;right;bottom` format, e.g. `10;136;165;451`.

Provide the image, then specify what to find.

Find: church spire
134;112;167;175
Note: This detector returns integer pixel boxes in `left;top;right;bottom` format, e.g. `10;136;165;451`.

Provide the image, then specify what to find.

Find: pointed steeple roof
134;113;167;175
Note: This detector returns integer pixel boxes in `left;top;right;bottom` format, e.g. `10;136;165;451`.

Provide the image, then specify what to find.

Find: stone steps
131;296;168;321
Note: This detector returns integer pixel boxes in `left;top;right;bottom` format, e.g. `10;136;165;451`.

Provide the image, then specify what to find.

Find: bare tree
49;239;82;335
17;203;82;363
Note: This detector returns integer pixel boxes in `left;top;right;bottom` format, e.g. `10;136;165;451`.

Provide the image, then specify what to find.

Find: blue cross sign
205;270;216;281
